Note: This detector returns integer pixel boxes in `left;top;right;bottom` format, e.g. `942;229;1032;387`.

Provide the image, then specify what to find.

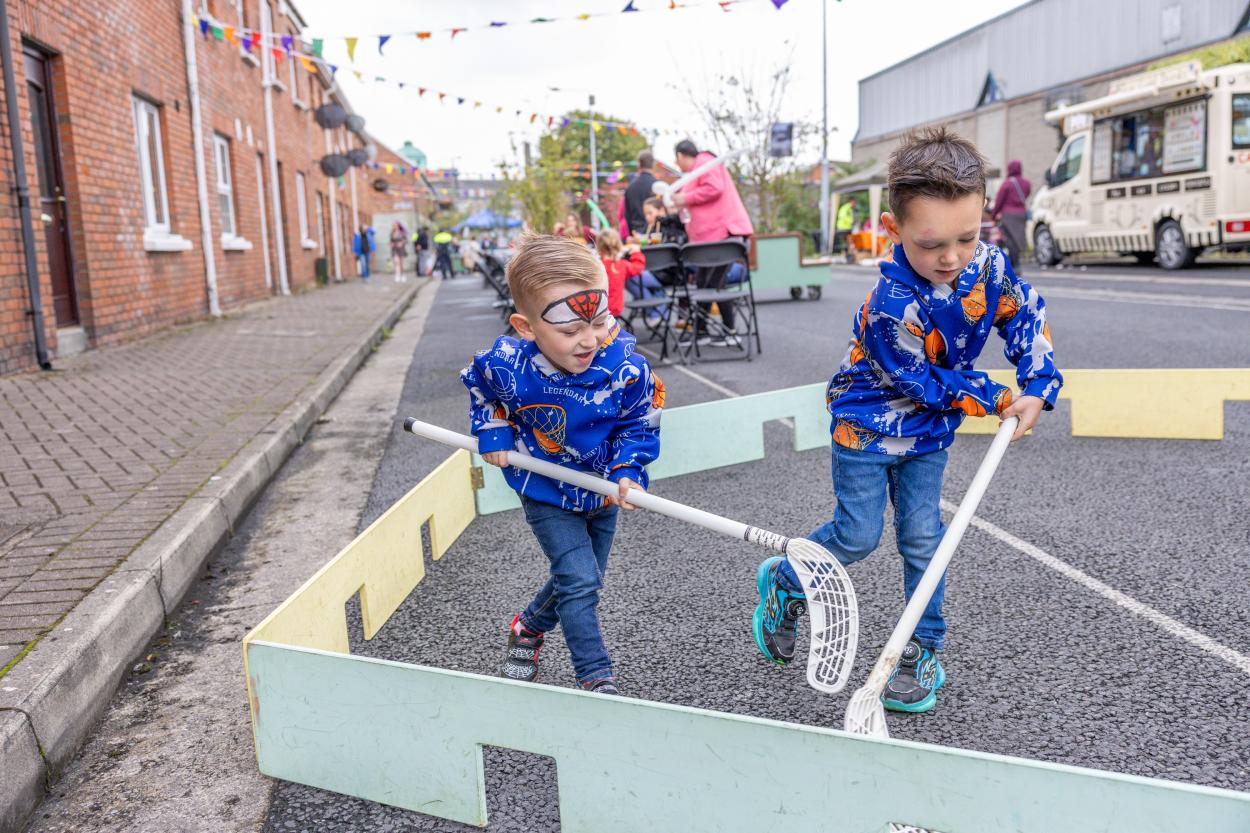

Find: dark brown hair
887;126;987;221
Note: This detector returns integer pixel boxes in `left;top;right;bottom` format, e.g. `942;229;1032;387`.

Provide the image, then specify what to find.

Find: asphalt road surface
265;259;1250;832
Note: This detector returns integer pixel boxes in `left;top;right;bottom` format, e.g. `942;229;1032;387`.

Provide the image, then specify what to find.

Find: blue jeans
780;445;949;649
519;497;619;685
627;271;669;318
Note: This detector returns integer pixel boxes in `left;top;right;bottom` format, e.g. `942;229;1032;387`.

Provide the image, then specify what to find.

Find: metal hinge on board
470;466;485;490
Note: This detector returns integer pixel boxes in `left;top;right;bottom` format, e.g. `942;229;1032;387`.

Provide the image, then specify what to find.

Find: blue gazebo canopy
453;208;521;232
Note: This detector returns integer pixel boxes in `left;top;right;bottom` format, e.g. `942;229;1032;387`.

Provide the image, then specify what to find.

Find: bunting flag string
201;0;791;51
194;11;649;138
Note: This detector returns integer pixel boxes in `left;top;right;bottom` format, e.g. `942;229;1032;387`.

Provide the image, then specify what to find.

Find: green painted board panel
248;641;1250;832
753;236;833;292
474;383;830;515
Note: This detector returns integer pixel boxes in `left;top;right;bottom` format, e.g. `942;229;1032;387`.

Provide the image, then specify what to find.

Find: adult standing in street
623;151;658;237
670;139;754;341
992;159;1031;272
835;195;857;255
353;224;372;281
413;226;432;276
390;222;408;282
433;229;455;279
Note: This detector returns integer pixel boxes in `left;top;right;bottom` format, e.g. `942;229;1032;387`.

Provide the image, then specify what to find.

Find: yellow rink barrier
242;378;1250;831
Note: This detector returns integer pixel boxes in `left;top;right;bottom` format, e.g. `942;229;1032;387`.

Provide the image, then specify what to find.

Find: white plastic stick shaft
868;417;1018;679
404;419;785;551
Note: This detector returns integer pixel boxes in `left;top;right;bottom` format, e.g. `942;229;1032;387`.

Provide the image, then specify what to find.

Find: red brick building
0;0;392;375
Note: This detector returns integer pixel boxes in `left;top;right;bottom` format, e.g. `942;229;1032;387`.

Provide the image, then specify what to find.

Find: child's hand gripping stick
844;416;1018;738
403;418;859;694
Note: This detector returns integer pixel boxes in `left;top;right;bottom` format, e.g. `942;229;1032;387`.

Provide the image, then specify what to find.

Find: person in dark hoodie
992;159;1031;272
462;234;664;697
623;150;658;237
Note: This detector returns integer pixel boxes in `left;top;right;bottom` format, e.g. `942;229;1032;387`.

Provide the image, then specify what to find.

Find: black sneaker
882;637;945;713
500;615;543;682
582;678;620;696
752;556;806;665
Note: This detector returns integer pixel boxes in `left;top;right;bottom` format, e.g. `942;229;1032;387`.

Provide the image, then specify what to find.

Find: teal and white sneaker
752;556;807;665
882;638;945;713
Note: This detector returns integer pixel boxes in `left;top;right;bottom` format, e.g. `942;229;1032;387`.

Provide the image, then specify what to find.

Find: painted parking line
661;358;1250;677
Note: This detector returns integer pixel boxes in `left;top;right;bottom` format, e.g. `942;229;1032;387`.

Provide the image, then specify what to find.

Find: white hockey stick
844;417;1018;738
403;418;859;694
652;149;747;209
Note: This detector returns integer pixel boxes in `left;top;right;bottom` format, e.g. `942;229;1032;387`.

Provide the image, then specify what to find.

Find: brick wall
0;0;368;375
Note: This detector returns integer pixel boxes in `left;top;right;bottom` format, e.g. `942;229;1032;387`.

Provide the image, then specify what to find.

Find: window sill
144;230;193;252
222;234;253;251
294;98;308;110
301;238;318;250
269;79;287;94
241;52;259;68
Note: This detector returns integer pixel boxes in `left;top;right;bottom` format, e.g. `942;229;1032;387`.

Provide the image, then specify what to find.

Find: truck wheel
1033;224;1062;266
789;287;804;301
1155;219;1197;270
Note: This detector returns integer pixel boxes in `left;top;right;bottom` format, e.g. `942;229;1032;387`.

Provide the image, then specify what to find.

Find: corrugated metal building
851;0;1250;193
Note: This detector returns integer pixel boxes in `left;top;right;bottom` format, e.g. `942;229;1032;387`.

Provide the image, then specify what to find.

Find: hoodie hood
1007;159;1023;177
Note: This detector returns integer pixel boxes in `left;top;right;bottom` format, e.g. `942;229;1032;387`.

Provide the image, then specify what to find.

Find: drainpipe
349;161;359;230
0;1;51;369
324;128;341;279
260;3;290;294
181;0;220;316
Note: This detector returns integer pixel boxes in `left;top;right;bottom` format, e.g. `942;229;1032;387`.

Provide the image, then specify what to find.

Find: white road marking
659;354;1250;676
945;499;1250;676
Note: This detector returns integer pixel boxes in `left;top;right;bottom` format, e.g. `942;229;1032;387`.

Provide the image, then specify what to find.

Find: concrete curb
0;281;424;833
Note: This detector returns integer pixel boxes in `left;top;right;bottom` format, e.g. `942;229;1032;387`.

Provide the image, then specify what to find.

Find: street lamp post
819;0;830;255
588;93;599;229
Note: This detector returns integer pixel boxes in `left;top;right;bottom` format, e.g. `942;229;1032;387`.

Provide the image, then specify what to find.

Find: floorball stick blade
785;539;858;694
844;684;889;738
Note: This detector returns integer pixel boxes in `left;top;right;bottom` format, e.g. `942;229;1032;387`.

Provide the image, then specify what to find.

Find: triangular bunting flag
418;87;427;96
378;35;390;54
242;35;253;52
457;97;466;105
451;27;467;38
311;38;323;57
438;92;447;102
490;21;506;27
352;69;363;81
300;56;315;72
623;1;638;11
211;25;224;41
416;32;431;40
198;17;209;36
345;37;358;62
281;34;293;53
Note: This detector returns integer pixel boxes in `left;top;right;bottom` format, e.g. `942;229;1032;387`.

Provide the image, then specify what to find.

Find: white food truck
1029;60;1250;269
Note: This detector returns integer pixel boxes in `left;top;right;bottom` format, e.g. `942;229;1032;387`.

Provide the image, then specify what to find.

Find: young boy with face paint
754;127;1062;714
461;234;664;695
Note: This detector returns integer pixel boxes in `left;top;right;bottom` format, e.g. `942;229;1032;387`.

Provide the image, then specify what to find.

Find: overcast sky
292;0;1030;176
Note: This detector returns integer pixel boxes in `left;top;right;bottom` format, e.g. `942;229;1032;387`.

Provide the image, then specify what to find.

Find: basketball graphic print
516;404;568;455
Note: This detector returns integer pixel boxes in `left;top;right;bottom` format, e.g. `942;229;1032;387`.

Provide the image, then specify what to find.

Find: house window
295;170;314;247
288;36;307;107
213;133;237;237
261;1;283;89
133;96;170;232
1233;94;1250;149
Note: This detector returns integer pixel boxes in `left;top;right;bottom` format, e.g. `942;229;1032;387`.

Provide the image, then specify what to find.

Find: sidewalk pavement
0;276;424;833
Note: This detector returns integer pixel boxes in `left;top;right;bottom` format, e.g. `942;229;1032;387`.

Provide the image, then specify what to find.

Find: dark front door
24;47;78;327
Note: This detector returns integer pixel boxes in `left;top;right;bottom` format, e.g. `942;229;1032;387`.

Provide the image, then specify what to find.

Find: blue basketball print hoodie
461;325;664;512
826;242;1062;456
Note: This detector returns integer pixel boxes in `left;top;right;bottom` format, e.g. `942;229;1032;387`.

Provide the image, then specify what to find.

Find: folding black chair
676;238;761;362
478;250;516;334
622;244;684;362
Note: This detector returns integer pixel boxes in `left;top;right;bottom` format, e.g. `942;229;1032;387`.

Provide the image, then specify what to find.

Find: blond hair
506;234;602;314
594;228;623;259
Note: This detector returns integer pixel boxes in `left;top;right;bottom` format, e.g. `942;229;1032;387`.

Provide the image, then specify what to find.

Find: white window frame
236;0;259;67
134;96;170;233
261;1;285;92
295;171;316;248
134;96;191;251
314;190;325;255
289;33;308;109
214;133;252;250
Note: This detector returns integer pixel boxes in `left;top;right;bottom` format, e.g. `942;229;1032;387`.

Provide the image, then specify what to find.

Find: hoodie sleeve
624;249;646;277
862;304;1014;417
605;362;664;486
460;345;517;453
679;165;725;208
994;261;1063;408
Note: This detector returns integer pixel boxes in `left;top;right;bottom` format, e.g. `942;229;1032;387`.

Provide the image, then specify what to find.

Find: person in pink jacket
670;140;754;342
671;140;754;243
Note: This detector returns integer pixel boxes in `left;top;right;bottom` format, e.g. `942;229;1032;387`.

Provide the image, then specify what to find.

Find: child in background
595;229;648;318
462;234;664;695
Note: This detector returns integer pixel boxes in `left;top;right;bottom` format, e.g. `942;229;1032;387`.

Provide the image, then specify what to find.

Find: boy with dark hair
462;235;664;696
753;127;1062;714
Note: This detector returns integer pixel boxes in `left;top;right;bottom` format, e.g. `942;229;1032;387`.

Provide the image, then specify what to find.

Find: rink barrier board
243;373;1250;830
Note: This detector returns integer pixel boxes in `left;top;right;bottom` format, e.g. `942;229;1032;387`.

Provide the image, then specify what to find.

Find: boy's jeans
519;497;619;685
780;444;949;650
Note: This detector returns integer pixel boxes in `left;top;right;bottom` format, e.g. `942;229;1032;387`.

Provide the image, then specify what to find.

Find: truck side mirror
1044;169;1055;187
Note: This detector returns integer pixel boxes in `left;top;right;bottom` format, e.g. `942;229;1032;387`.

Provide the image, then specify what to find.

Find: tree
683;56;818;234
538;110;650;172
502;158;568;235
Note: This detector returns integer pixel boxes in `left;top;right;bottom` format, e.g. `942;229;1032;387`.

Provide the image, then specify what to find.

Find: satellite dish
346;148;369;167
372;179;389;192
345;114;366;134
